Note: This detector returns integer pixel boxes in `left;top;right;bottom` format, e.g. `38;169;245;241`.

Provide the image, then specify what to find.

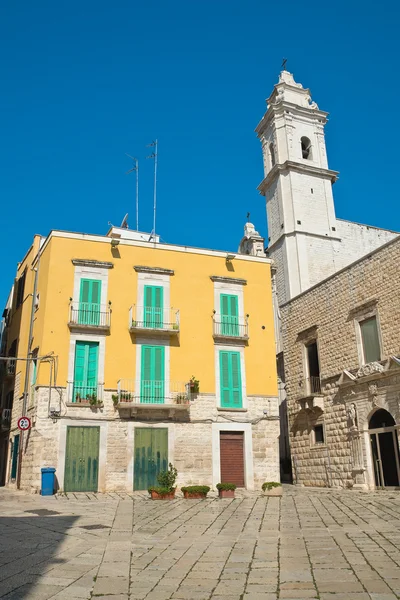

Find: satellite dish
120;213;129;229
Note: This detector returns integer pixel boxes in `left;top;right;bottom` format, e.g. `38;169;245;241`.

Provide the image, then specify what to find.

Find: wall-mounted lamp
111;238;120;248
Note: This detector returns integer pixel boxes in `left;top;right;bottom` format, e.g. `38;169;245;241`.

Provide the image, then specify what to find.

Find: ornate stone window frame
351;301;383;366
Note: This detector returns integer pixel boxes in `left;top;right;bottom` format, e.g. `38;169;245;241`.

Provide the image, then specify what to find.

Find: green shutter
140;345;165;404
73;341;99;401
361;317;381;363
144;285;164;328
219;351;242;408
220;294;239;336
11;434;20;480
79;279;101;325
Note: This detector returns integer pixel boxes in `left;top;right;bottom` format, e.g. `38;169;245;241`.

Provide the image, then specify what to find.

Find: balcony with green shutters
128;305;180;335
68;278;111;331
115;379;190;416
213;294;249;342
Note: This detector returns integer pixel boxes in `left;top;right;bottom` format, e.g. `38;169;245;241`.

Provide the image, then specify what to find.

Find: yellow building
0;223;279;493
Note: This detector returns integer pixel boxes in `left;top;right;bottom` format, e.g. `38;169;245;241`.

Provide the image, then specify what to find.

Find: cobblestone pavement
1;487;400;599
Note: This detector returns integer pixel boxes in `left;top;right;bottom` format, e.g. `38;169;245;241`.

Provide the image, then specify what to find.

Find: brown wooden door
220;431;245;487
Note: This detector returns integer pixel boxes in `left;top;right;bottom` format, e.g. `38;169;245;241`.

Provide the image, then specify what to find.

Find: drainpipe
16;245;41;490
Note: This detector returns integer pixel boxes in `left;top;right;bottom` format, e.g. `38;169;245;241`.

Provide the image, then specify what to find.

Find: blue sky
1;0;399;307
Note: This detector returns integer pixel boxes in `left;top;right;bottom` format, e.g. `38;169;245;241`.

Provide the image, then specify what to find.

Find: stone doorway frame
368;424;400;489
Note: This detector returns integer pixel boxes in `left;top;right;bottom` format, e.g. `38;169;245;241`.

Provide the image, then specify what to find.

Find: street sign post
17;417;31;431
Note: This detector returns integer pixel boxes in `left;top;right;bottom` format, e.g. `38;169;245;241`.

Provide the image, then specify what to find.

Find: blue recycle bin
41;467;56;496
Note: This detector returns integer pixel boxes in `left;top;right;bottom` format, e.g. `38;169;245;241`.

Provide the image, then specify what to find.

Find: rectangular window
219;350;242;408
73;341;99;402
314;424;325;445
141;345;165;404
16;272;26;308
144;285;164;328
360;316;381;363
220;294;239;336
305;341;321;394
79;279;101;326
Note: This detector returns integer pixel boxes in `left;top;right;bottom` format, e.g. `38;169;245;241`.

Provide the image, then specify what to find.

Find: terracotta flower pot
183;491;208;499
150;489;176;500
218;489;235;499
263;486;282;497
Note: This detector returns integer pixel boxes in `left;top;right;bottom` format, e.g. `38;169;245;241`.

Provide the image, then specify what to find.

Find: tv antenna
146;139;158;241
120;213;129;229
125;154;139;230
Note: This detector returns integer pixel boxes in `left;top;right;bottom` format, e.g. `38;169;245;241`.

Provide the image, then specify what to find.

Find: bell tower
256;70;340;304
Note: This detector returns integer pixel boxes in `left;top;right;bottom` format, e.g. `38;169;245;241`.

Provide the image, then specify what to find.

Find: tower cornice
257;160;339;195
255;101;329;137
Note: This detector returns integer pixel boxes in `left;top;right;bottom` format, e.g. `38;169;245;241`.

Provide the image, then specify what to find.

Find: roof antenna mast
146;139;158;241
125;154;139;230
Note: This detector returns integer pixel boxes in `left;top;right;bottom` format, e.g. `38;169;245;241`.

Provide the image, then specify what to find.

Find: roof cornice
258;161;339;194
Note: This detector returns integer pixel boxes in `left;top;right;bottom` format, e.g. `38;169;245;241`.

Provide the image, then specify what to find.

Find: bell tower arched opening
369;409;400;488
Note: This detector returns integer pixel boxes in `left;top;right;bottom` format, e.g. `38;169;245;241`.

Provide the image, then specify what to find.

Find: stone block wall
281;236;400;488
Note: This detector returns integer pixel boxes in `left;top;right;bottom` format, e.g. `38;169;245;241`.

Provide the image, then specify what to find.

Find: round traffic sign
17;417;31;431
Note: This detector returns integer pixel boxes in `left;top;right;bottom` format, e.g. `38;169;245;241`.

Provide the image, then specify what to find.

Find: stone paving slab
2;487;400;599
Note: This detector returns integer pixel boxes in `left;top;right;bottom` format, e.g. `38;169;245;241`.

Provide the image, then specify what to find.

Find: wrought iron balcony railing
128;306;180;333
67;381;104;404
68;302;111;329
116;379;190;406
213;315;249;339
298;376;322;398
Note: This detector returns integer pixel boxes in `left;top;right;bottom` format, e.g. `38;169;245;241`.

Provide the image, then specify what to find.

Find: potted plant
189;376;200;394
120;392;132;402
172;323;179;330
175;393;188;405
112;394;119;407
181;485;210;499
148;463;178;500
262;482;283;497
216;483;236;498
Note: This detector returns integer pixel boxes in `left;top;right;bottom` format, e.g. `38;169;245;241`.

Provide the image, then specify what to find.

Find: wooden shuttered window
360;317;381;363
220;294;239;336
220;350;242;408
144;285;164;328
73;341;99;402
79;279;101;325
141;345;165;403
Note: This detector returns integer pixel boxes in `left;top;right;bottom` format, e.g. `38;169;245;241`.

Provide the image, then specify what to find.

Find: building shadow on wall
0;512;80;599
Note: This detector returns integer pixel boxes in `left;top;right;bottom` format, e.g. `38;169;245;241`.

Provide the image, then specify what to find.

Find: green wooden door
10;434;20;480
144;285;163;328
220;294;239;336
64;426;100;492
141;345;165;403
73;341;99;402
220;350;242;408
79;279;101;325
134;428;168;490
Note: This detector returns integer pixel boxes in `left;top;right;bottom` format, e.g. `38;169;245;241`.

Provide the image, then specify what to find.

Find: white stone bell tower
256;70;340;304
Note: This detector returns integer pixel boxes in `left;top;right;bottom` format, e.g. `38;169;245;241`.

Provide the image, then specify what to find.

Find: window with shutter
360;317;381;363
219;350;242;408
79;279;101;325
144;285;164;328
220;294;239;336
73;341;99;402
141;345;165;403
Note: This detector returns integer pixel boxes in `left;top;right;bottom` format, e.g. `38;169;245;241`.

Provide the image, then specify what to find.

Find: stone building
256;69;400;486
0;224;279;493
281;237;400;489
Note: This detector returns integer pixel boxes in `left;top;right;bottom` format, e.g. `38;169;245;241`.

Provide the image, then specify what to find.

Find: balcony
128;306;180;335
213;315;249;341
68;302;111;332
67;382;104;406
0;359;16;378
115;379;190;416
0;408;11;430
296;376;324;411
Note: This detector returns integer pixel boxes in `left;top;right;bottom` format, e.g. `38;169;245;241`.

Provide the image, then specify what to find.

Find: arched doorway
369;409;400;488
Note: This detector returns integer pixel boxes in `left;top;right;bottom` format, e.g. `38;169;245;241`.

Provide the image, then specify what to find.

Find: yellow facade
29;232;277;397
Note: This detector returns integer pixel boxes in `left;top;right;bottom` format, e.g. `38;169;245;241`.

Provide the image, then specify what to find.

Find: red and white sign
17;417;31;431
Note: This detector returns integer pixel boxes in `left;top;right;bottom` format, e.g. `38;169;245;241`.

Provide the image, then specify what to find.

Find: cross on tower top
281;58;287;71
